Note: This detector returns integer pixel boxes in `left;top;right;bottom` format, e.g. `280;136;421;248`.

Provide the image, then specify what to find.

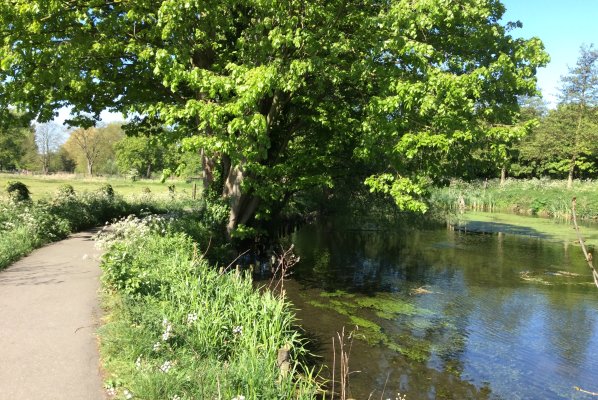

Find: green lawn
0;173;199;199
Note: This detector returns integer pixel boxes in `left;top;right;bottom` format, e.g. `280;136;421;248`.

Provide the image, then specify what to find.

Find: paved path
0;230;106;400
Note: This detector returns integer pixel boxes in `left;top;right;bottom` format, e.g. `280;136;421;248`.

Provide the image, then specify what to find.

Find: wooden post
192;182;197;200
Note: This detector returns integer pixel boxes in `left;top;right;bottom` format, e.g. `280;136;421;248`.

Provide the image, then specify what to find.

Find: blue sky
501;0;598;106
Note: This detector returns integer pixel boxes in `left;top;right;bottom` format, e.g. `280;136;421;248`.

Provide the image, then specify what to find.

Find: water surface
287;214;598;399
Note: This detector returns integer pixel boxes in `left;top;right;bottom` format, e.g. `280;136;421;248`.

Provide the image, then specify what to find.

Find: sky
501;0;598;107
52;0;597;126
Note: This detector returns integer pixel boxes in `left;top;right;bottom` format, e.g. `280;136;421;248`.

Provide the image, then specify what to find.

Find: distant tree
35;122;64;174
50;147;77;172
115;136;166;178
63;123;124;175
559;44;598;188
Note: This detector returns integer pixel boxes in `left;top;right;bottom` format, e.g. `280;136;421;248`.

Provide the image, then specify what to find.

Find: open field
0;173;198;199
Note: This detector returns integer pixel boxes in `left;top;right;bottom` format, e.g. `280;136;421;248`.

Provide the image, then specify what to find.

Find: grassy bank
429;178;598;220
0;172;196;199
96;213;321;399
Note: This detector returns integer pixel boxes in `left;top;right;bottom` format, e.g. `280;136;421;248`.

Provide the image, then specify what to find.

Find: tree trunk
567;158;575;189
146;163;152;179
223;163;260;237
201;149;216;190
500;166;506;186
87;159;93;176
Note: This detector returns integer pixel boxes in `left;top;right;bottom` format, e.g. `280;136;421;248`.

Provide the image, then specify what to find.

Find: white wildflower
106;387;117;397
159;360;173;373
153;342;161;352
232;326;243;335
186;313;198;324
172;396;182;400
135;355;142;369
232;395;246;400
124;389;134;399
162;322;173;341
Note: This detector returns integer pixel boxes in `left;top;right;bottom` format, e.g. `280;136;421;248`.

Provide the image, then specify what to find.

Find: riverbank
429;178;598;220
96;212;321;399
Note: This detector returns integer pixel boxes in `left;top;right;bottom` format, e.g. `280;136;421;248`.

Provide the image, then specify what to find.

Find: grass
96;213;321;399
0;172;197;199
429;178;598;220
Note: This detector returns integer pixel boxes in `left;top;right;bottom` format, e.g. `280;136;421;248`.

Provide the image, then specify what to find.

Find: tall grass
97;216;321;399
429;178;598;220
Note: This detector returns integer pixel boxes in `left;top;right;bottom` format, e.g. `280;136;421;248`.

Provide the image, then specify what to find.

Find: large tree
63;123;124;175
0;0;547;235
115;135;175;178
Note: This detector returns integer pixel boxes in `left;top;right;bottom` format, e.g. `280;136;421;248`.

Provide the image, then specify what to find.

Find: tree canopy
0;0;548;235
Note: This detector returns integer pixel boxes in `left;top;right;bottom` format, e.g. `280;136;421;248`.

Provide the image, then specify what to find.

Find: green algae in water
320;290;355;298
305;291;441;362
355;294;434;317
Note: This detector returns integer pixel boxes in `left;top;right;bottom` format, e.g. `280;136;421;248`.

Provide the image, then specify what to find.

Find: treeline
0;118;201;178
472;45;598;186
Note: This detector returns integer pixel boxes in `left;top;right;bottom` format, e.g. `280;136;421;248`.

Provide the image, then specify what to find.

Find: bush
0;187;168;270
56;184;76;197
97;183;115;199
6;180;30;202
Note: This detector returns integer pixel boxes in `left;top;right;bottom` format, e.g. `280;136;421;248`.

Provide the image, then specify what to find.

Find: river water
285;214;598;399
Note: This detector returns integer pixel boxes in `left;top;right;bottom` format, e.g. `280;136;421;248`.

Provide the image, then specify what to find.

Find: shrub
6;181;31;202
97;183;115;199
56;184;76;197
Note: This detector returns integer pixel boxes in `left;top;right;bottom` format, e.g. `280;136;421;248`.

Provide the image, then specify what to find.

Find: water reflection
288;217;598;399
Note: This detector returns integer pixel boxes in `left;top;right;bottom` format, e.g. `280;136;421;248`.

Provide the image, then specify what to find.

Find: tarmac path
0;230;106;400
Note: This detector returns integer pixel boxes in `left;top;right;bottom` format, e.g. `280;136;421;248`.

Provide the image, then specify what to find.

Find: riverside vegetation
429;178;598;220
95;209;322;399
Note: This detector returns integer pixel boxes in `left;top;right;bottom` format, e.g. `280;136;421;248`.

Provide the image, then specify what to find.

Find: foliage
0;0;548;237
97;218;320;399
0;111;36;171
512;45;598;183
56;183;75;197
114;135;178;179
5;180;31;202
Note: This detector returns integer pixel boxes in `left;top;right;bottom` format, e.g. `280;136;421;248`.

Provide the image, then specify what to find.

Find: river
285;213;598;399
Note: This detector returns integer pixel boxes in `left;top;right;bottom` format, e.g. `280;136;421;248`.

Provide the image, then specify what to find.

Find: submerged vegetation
305;290;455;363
